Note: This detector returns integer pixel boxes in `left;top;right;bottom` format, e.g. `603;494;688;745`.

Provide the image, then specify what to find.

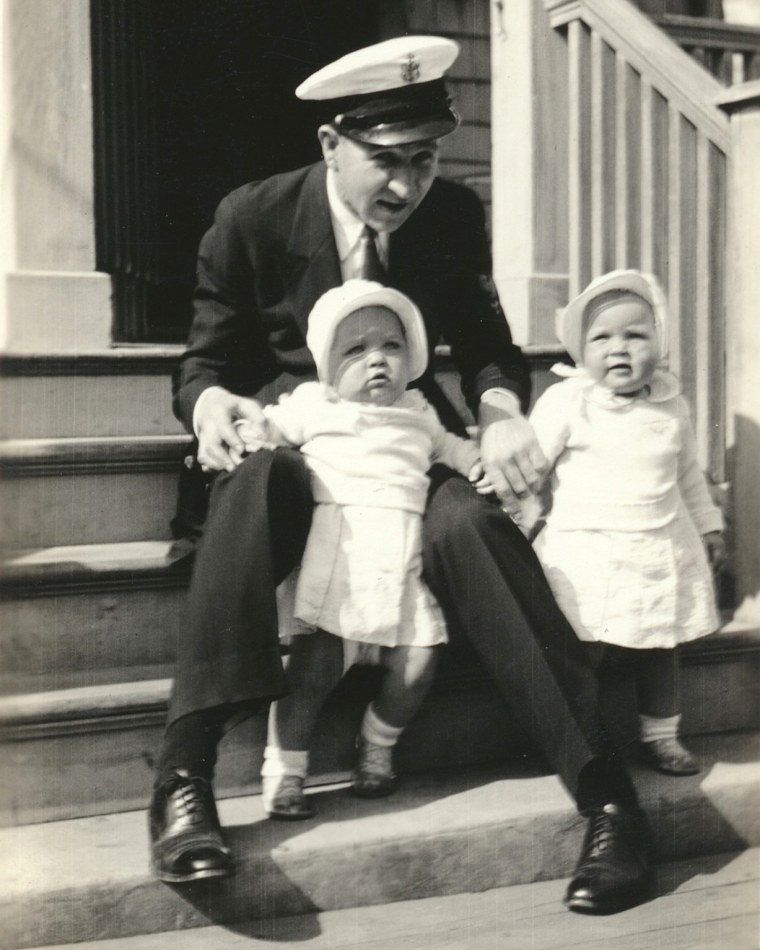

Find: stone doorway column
1;0;112;352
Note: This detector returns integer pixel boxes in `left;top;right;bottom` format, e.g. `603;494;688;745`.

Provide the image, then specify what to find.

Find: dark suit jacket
173;162;530;433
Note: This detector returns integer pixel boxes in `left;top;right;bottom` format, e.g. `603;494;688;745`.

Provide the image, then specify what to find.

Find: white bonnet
306;279;429;383
556;270;669;364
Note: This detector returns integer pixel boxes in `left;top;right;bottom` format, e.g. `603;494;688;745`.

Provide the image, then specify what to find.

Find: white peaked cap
306;280;429;384
296;36;459;100
295;36;460;145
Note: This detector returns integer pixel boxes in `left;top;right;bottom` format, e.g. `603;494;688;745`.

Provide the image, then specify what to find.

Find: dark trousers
163;451;628;808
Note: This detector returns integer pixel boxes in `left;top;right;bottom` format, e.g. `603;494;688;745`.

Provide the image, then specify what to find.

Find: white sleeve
676;398;723;535
261;387;313;447
528;381;575;469
428;409;480;477
192;385;229;438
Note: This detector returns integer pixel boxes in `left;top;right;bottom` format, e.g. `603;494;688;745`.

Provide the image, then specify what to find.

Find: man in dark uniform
150;36;653;914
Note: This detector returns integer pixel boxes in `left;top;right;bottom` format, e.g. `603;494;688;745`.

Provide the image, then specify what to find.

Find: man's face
319;127;440;232
328;306;411;405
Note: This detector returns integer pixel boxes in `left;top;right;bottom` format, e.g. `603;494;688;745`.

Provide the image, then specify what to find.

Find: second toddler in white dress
528;270;725;775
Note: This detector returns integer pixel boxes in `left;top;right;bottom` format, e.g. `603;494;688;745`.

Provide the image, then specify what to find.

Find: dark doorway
91;0;381;342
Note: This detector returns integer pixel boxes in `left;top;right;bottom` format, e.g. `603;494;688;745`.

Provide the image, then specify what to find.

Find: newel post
716;80;760;624
490;0;570;345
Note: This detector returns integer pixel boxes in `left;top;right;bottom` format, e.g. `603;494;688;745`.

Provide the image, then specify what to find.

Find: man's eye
385;340;401;350
345;344;364;356
413;153;435;167
373;152;397;168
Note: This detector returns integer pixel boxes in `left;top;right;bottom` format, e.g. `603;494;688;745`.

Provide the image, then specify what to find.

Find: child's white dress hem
294;502;447;648
534;501;719;649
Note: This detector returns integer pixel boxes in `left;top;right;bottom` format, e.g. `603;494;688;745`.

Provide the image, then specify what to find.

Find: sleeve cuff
479;388;523;418
192;385;228;437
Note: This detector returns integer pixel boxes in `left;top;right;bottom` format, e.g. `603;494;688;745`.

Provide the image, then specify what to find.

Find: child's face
329;306;411;405
582;299;659;395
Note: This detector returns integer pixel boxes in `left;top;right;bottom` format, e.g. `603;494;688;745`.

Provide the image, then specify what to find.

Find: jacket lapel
286;163;342;336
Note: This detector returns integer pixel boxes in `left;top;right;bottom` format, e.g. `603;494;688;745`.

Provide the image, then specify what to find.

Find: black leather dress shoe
565;803;653;914
148;770;233;883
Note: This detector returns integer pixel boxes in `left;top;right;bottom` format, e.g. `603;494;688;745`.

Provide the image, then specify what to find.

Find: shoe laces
585;804;621;857
168;773;210;826
360;740;393;776
276;774;305;795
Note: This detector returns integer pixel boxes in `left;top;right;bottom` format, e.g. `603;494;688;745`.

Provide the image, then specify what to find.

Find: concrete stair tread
0;677;171;727
25;848;760;950
0;540;186;586
1;731;758;949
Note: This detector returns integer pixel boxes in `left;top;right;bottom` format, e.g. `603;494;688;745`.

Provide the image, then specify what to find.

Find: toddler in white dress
235;279;492;817
528;270;725;775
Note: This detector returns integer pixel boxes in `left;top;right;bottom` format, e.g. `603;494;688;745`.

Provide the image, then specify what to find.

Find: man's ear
317;124;340;169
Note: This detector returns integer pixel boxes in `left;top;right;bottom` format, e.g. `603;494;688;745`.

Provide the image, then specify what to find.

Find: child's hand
469;460;495;495
702;531;727;572
233;419;275;454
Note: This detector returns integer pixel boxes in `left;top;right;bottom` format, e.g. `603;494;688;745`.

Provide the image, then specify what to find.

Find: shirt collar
326;168;388;263
550;363;681;407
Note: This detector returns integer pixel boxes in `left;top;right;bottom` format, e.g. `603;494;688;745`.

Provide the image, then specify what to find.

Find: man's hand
196;389;266;472
478;410;548;514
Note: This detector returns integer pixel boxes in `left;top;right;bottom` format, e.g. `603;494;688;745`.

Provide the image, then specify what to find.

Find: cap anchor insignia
402;53;421;84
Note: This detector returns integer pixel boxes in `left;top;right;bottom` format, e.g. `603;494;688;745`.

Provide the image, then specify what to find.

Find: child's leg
636;647;679;719
375;644;439;726
262;630;344;818
635;647;699;776
353;645;439;798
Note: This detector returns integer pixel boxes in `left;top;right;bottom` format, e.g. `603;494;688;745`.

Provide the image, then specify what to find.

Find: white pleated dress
530;372;722;649
262;384;480;649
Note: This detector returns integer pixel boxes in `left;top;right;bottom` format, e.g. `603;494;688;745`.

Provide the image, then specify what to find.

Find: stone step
1;527;750;687
0;436;190;547
1;731;757;949
0;350;185;439
22;849;760;950
0;542;190;691
0;667;523;827
0;346;565;441
1;611;758;827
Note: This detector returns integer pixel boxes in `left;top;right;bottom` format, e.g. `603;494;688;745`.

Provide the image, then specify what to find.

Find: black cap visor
329;79;459;145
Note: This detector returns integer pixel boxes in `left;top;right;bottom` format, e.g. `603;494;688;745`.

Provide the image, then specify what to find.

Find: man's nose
368;348;387;365
388;168;417;200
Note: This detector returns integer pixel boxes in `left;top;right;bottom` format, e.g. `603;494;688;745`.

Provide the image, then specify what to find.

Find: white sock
640;713;681;743
260;745;309;779
360;703;404;748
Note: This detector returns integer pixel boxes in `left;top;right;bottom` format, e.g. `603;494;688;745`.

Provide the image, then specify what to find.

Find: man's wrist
192;385;230;437
478;388;523;428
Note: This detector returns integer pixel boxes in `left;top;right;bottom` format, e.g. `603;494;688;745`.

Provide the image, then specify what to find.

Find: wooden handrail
545;0;730;148
655;14;760;85
656;14;760;52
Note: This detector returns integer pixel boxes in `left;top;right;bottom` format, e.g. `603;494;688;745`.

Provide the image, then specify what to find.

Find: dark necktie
356;225;386;283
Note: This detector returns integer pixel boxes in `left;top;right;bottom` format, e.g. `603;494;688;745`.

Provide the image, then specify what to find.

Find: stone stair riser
0;675;518;827
1;647;759;827
0;472;179;547
0;374;184;439
0;586;185;690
